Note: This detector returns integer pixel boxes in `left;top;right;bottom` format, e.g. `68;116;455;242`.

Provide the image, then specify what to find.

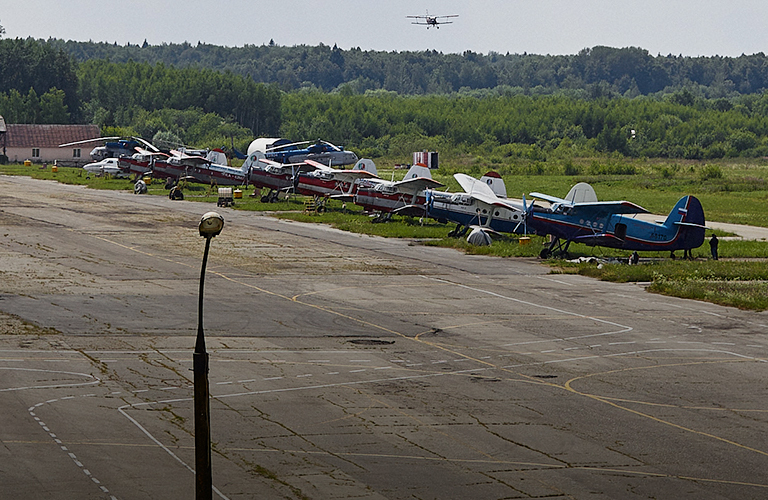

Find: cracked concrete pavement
1;174;768;499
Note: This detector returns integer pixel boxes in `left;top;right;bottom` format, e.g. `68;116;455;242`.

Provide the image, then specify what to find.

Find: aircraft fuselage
529;196;705;251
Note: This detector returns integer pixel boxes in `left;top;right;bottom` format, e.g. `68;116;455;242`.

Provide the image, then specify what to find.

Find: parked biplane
82;158;130;178
427;171;526;237
528;183;707;258
244;152;317;202
151;149;248;186
354;164;444;221
294;159;379;207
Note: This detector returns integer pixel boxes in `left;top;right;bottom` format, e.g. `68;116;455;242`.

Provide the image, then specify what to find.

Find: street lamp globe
199;212;224;238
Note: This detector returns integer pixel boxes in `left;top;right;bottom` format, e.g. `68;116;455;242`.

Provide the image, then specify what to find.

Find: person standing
709;234;719;260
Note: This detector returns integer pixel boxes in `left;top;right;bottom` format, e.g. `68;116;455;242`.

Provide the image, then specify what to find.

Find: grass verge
556;259;768;311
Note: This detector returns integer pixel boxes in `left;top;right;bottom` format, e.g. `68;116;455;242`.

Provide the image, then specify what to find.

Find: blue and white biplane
528;183;707;258
426;171;527;239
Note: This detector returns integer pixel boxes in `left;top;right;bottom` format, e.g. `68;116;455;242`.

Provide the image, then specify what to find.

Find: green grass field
3;159;768;310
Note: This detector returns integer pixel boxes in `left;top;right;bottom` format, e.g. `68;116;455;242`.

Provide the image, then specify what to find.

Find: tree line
3;38;768;160
49;39;768;97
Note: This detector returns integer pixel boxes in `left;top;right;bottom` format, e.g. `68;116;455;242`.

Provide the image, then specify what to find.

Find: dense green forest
49;39;768;97
4;37;768;161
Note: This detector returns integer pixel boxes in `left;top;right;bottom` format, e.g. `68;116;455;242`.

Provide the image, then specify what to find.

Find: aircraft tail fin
565;182;597;204
403;164;432;180
353;158;377;176
242;151;265;171
664;196;706;249
480;171;507;198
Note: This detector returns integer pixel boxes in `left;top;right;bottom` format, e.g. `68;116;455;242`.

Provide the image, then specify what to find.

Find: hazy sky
4;1;768;57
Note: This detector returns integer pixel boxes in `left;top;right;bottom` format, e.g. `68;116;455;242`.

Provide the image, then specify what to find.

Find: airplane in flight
527;183;707;258
407;11;458;29
353;164;444;221
293;159;379;206
426;171;527;237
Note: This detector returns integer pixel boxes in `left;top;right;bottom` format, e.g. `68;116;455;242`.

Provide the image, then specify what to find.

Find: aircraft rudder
353;158;378;176
480;171;507;198
665;195;706;249
404;164;432;180
663;195;698;226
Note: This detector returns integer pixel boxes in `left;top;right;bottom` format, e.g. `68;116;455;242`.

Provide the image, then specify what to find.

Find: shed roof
6;124;101;148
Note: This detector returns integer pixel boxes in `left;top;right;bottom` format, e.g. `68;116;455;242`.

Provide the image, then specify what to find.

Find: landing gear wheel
539;248;552;259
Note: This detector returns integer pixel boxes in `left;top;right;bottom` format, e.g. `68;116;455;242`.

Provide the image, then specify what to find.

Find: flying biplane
527;183;707;258
407;11;458;29
353;164;444;221
427;171;527;237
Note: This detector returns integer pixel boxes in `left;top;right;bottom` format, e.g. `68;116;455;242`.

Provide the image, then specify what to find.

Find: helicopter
59;136;160;161
260;139;358;167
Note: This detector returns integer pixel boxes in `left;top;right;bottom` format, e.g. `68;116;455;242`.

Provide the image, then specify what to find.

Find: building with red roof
2;121;100;165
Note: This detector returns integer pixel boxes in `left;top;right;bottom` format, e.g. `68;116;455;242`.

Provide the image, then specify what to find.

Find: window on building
73;148;81;158
32;148;40;158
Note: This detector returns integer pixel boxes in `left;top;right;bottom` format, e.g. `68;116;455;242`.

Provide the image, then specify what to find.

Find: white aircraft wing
455;173;497;198
467;191;525;211
393;177;444;194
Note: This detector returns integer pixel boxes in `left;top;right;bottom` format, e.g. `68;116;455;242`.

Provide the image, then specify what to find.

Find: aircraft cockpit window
450;194;471;205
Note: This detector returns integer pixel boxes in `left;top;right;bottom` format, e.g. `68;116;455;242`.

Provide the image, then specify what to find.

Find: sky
4;0;768;57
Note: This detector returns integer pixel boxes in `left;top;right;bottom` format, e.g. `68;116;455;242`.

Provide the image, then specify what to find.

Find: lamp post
194;212;224;500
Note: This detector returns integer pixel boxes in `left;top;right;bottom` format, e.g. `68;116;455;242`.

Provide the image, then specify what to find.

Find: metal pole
194;236;212;500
